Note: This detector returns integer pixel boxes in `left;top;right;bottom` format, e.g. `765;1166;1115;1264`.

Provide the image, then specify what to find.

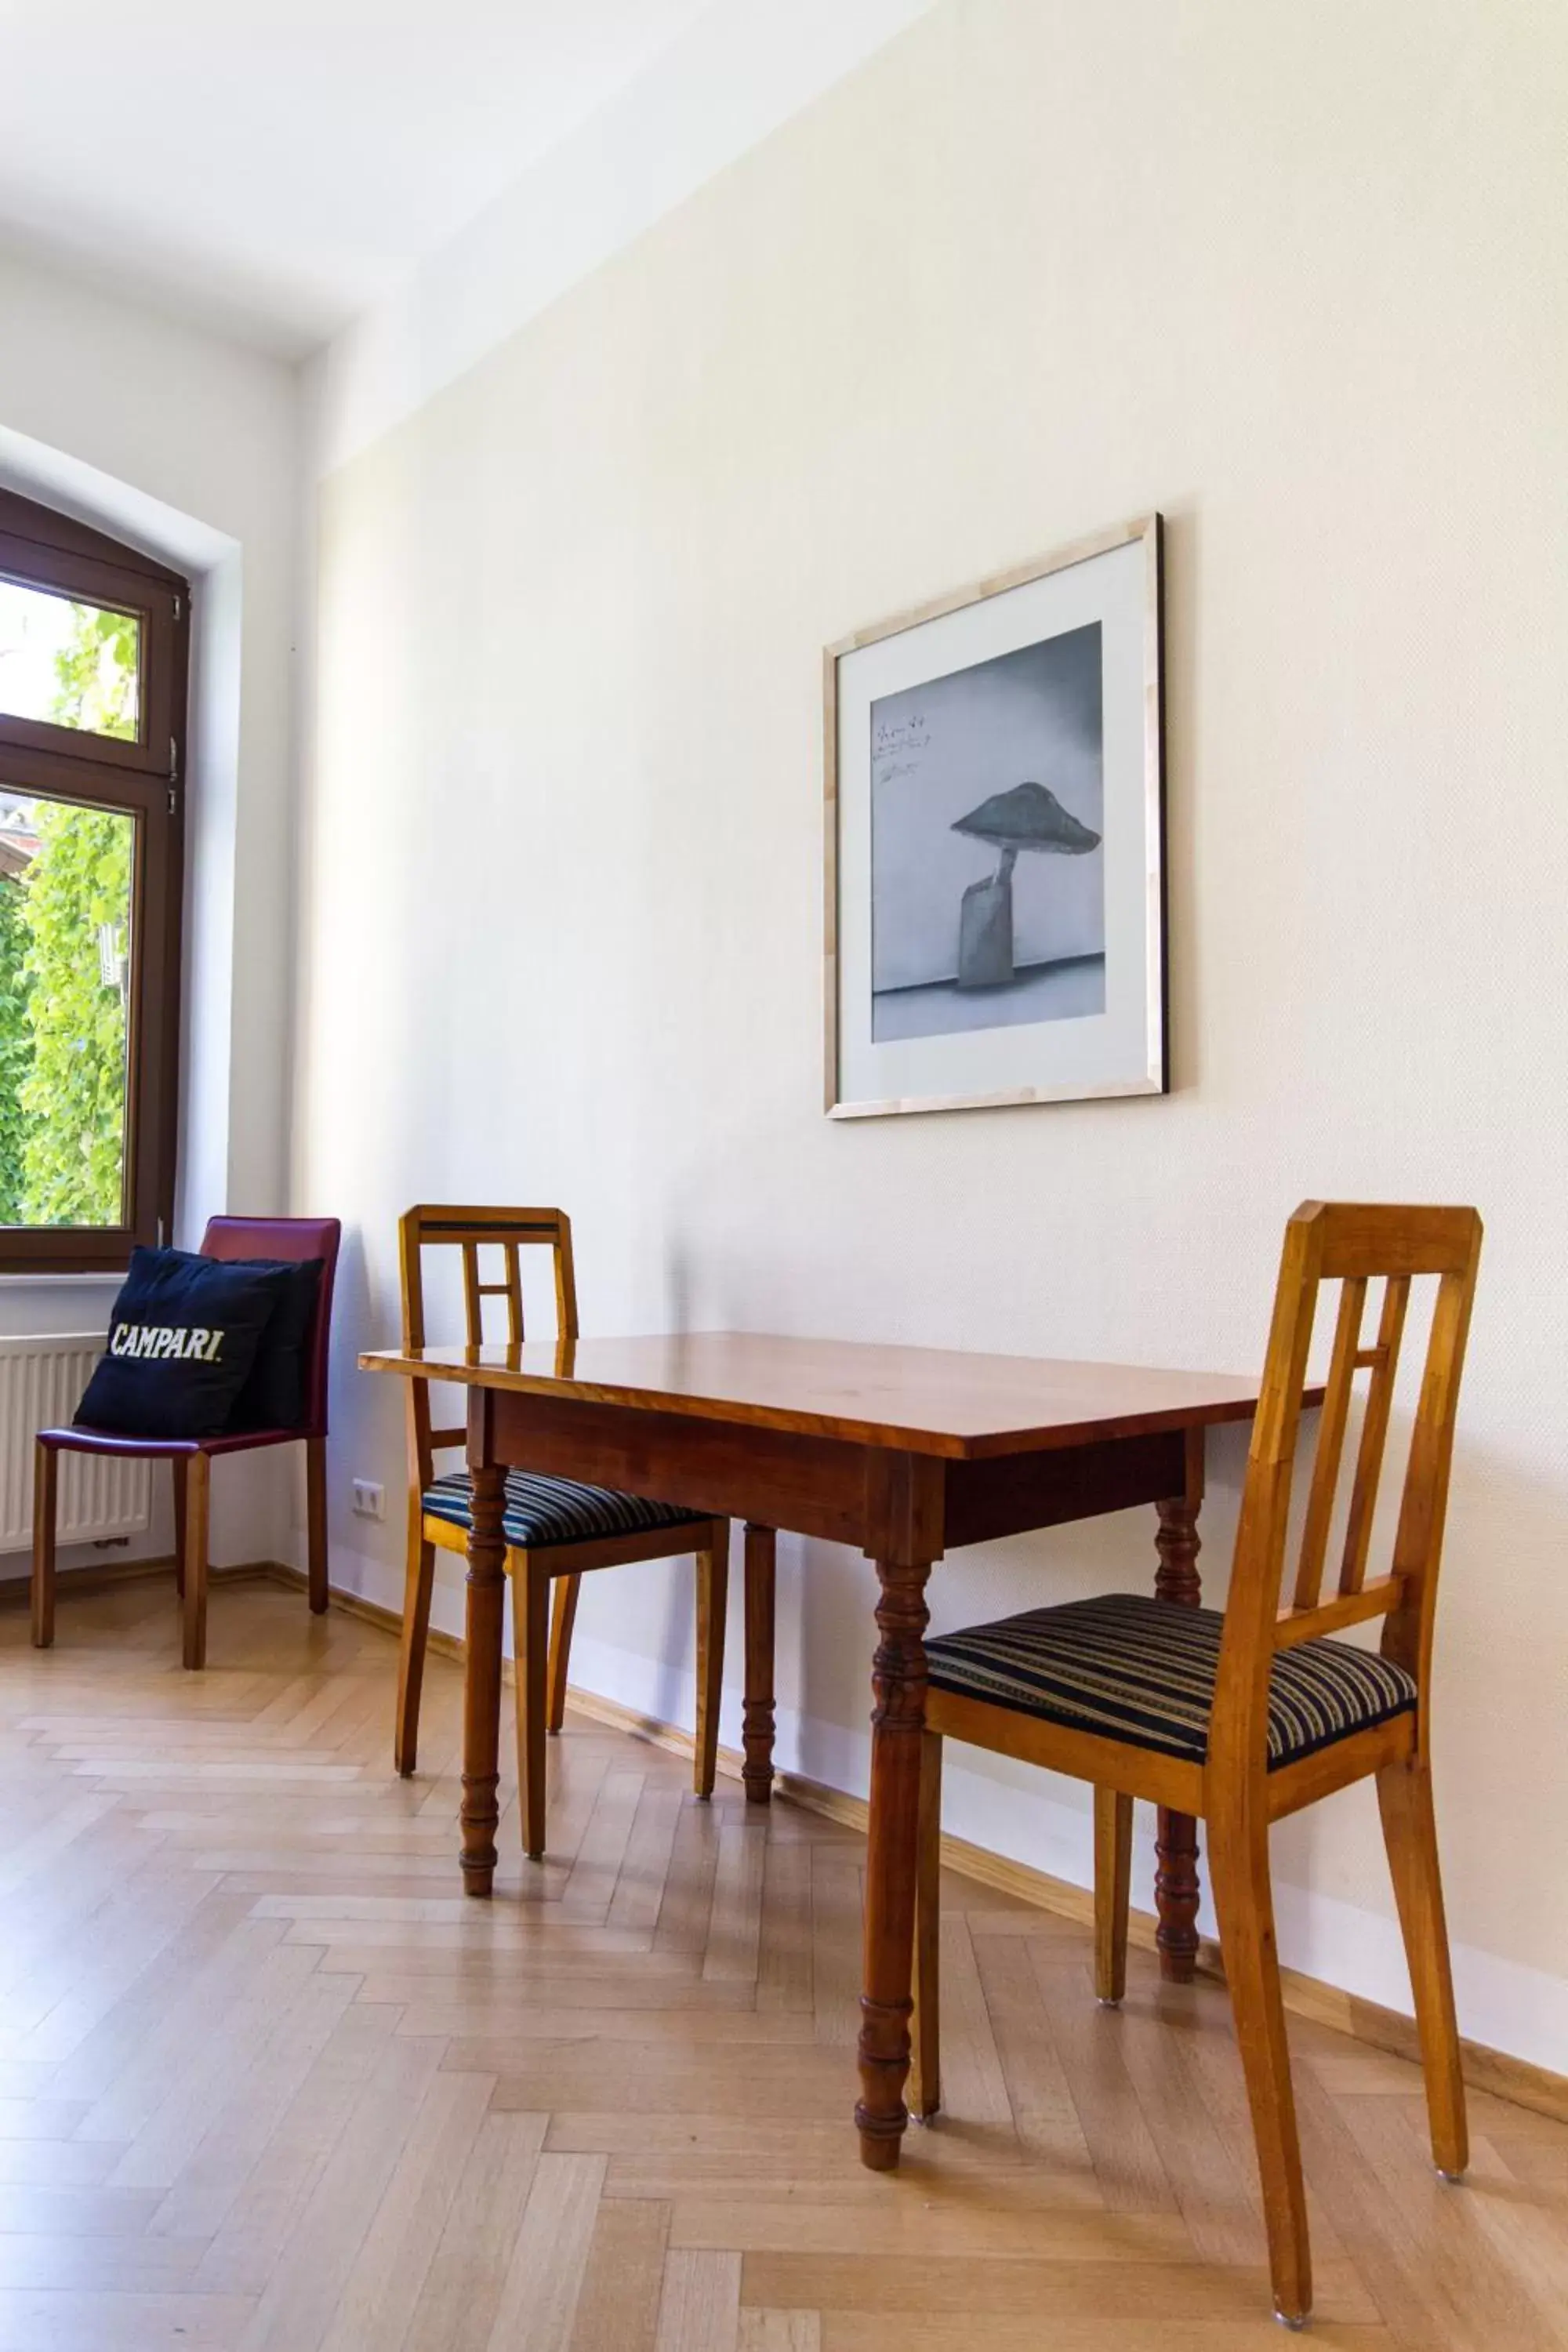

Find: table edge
358;1348;1291;1460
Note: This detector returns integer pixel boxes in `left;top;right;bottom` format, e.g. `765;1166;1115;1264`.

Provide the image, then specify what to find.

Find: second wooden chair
911;1200;1482;2328
394;1204;731;1858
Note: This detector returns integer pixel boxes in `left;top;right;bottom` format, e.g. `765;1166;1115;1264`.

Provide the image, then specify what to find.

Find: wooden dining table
359;1330;1275;2172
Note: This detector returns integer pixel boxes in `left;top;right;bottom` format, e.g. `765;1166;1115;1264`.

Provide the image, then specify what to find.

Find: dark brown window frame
0;488;189;1276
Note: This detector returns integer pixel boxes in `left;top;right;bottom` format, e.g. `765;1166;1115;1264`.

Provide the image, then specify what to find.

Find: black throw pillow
76;1247;296;1440
227;1257;323;1432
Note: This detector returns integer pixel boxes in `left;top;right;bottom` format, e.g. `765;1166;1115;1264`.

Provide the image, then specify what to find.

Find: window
0;490;188;1274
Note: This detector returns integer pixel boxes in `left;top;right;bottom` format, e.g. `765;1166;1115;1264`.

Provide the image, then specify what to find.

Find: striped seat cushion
926;1592;1416;1770
423;1469;707;1552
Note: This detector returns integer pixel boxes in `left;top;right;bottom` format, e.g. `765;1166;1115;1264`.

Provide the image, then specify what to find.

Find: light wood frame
392;1204;731;1858
824;512;1166;1119
912;1200;1483;2328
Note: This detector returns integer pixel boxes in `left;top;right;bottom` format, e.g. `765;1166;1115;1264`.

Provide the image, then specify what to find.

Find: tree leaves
49;602;139;742
0;879;34;1224
16;799;132;1225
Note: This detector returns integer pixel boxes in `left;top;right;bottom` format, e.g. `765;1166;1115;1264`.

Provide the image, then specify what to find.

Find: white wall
293;0;1568;2071
0;245;301;1569
313;0;939;474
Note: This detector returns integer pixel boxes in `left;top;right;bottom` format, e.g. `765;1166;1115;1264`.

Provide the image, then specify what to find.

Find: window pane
0;578;141;742
0;792;134;1229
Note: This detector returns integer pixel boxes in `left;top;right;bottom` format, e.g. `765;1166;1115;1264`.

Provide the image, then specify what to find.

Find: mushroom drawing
950;779;1101;989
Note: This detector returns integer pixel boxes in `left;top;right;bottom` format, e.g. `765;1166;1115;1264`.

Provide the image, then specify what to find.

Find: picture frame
824;513;1165;1119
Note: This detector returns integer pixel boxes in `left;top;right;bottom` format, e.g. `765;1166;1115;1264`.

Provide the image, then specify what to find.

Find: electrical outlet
351;1479;385;1522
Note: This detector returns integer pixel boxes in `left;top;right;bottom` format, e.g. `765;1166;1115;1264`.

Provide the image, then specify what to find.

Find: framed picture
825;513;1165;1118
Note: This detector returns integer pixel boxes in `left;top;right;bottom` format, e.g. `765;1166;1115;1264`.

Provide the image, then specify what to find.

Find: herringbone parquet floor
1;1575;1565;2352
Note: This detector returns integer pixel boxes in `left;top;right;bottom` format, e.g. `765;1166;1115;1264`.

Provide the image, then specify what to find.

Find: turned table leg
857;1551;934;2171
1154;1426;1204;1981
459;1456;508;1898
742;1523;777;1806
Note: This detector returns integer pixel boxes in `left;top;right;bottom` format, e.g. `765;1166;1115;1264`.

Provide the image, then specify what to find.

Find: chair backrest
397;1205;579;1489
200;1214;343;1438
1212;1201;1482;1777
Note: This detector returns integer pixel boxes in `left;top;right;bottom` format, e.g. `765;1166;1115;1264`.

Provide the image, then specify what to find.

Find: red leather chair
31;1216;341;1670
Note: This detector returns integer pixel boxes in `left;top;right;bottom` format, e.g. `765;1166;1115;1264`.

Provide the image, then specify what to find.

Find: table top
359;1330;1272;1461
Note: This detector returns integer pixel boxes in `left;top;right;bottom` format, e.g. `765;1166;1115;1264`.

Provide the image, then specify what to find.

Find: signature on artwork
872;712;931;783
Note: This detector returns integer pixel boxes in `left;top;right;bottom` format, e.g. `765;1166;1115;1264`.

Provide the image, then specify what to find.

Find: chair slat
461;1242;484;1345
503;1241;524;1345
1274;1573;1402;1650
1339;1275;1410;1595
1291;1276;1366;1610
554;1219;579;1344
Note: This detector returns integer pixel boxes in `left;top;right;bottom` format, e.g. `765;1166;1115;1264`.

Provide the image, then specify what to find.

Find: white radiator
0;1334;152;1554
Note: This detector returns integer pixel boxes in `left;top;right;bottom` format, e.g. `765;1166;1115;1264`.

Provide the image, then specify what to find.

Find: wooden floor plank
483;2151;606;2351
605;1783;684;1936
147;1969;357;2242
566;2194;670;2352
810;1855;862;2050
815;2319;1392;2351
0;2288;256;2350
755;1838;813;2016
561;1771;646;1922
738;2252;1380;2322
317;2069;495;2352
655;2247;742;2352
739;2314;823;2352
704;1821;768;1984
187;2002;404;2297
401;2109;549;2352
226;2034;446;2346
971;1929;1096;2179
654;1795;724;1955
1024;1941;1177;2213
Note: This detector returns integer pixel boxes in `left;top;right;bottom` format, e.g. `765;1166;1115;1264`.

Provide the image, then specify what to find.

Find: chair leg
514;1557;550;1860
181;1454;211;1671
1209;1802;1311;2328
1377;1755;1468;2179
31;1441;58;1649
394;1499;436;1777
172;1457;187;1600
546;1573;580;1735
910;1730;943;2120
305;1436;329;1615
693;1525;730;1800
1094;1787;1133;2005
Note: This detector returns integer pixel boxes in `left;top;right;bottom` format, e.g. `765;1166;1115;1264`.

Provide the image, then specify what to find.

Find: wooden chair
394;1204;731;1857
912;1202;1481;2328
31;1215;341;1671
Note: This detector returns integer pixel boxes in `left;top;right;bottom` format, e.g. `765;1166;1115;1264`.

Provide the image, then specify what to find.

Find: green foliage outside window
49;605;139;745
0;603;138;1227
16;803;132;1224
0;879;33;1223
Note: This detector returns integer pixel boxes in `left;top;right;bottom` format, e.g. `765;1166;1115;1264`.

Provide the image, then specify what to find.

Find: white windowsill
0;1273;122;1287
